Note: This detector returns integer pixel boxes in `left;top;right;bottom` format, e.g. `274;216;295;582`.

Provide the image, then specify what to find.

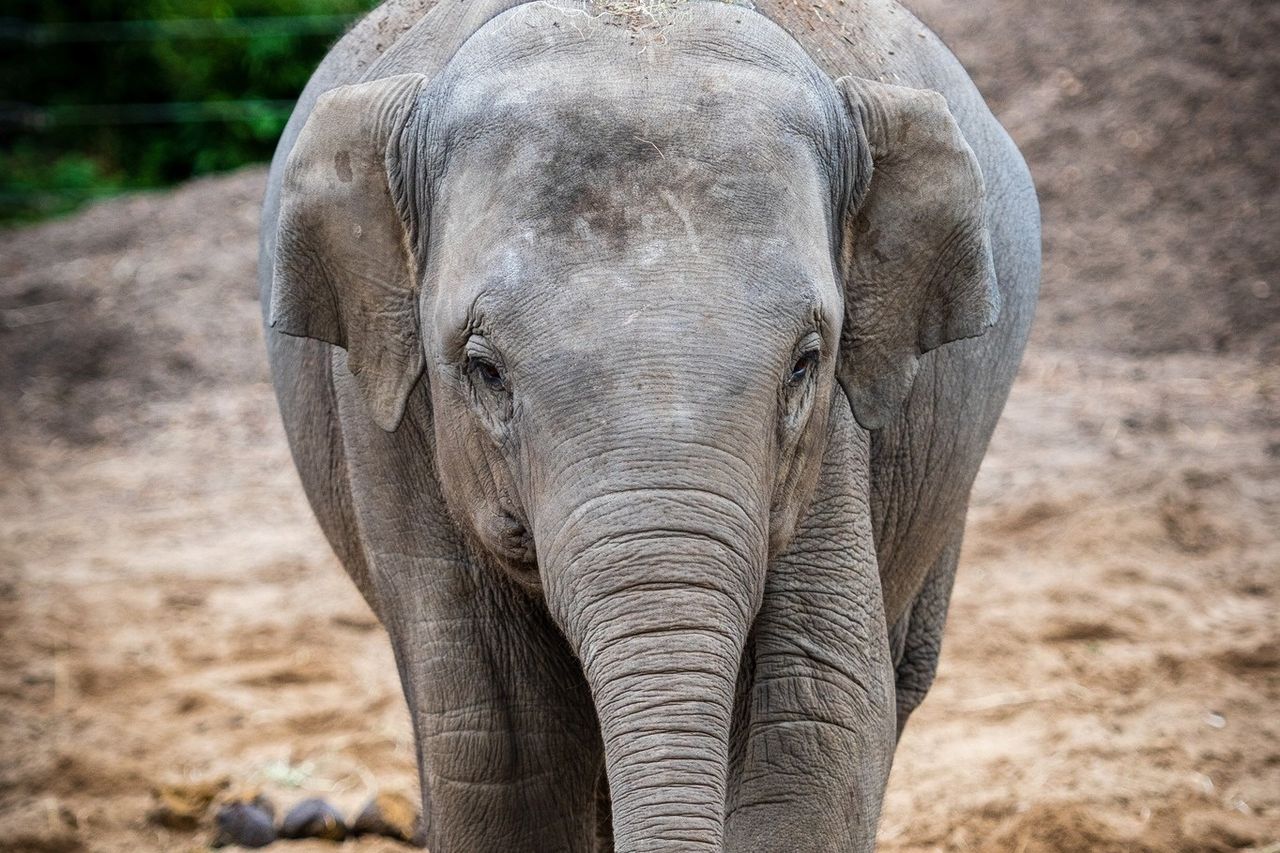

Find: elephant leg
381;568;605;852
890;528;962;738
726;401;897;853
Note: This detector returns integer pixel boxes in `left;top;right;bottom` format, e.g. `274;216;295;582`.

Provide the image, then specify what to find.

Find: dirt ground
1;0;1277;850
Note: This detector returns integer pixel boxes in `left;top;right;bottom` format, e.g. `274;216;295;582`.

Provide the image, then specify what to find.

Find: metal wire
2;100;299;128
0;14;358;44
0;14;360;212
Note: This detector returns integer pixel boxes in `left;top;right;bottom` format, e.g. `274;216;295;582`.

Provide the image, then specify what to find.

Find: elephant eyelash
786;332;824;387
788;349;820;386
463;334;503;376
779;332;823;437
467;354;507;391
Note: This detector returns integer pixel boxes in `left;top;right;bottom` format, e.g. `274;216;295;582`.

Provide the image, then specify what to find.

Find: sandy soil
1;0;1277;850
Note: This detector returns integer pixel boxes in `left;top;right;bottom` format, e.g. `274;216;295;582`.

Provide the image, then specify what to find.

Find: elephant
256;0;1039;850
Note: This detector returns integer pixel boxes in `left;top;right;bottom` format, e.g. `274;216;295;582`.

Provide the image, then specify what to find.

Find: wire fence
2;13;355;125
0;14;357;43
2;100;300;129
3;13;361;217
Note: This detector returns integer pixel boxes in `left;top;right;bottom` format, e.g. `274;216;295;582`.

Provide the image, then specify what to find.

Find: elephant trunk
584;586;744;851
539;483;765;853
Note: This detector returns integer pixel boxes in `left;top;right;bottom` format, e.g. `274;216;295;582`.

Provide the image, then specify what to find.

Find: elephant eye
468;355;506;391
463;334;508;392
788;349;819;386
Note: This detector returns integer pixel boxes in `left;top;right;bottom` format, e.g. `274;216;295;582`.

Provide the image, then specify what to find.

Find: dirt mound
912;0;1280;360
0;170;266;453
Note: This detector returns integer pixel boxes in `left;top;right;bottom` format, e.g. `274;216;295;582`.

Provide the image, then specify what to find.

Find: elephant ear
270;73;428;431
834;77;1001;430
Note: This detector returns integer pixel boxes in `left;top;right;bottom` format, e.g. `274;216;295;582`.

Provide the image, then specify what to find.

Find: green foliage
1;0;369;222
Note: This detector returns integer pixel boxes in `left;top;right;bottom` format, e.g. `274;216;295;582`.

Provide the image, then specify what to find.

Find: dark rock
279;798;346;841
212;800;276;849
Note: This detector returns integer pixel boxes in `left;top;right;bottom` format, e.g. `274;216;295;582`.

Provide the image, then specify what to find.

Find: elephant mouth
491;510;539;586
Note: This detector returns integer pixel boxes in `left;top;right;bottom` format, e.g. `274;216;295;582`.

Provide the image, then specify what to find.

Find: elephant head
269;3;998;849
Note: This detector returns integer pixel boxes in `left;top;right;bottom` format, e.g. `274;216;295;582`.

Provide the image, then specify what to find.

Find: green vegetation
1;1;369;222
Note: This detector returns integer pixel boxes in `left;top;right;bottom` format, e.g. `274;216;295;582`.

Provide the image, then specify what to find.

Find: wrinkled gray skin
257;1;1039;850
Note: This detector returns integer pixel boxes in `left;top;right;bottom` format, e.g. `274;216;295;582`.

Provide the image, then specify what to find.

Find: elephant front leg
381;559;604;852
726;402;897;852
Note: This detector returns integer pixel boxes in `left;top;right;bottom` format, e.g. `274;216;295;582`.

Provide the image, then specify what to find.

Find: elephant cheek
429;383;534;575
768;383;837;558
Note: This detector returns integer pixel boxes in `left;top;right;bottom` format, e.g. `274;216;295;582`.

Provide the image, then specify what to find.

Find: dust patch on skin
333;151;354;184
521;0;754;44
589;0;693;39
659;189;701;254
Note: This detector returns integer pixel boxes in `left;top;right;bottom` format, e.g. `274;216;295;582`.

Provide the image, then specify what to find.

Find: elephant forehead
427;75;840;314
425;2;846;241
435;111;831;265
429;166;836;346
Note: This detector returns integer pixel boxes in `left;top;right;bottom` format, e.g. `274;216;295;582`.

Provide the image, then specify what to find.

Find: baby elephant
258;0;1039;850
